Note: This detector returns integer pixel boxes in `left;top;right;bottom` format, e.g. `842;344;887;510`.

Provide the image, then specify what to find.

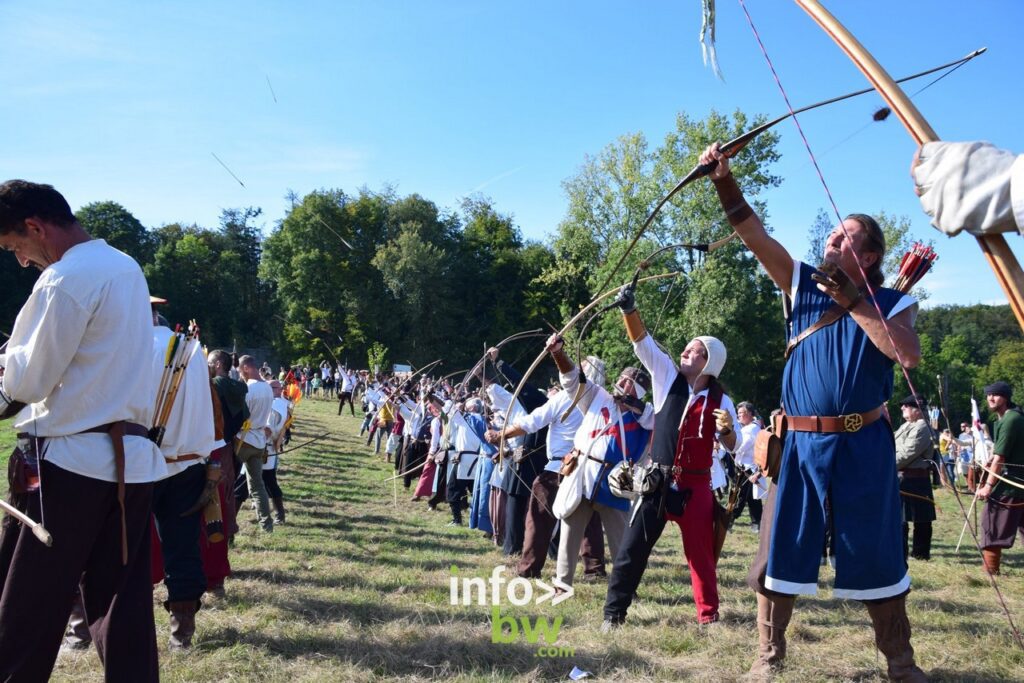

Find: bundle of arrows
893;242;938;294
150;321;201;447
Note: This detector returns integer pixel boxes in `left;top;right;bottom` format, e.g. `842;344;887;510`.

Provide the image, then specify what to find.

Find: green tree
804;208;831;264
367;342;389;376
548;109;785;407
76;201;155;265
980;340;1024;399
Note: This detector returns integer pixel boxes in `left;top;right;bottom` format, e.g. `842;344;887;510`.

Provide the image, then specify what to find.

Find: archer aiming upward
699;143;927;682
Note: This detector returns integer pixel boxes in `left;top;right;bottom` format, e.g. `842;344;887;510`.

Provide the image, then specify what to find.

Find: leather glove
713;408;734;436
614;393;644;414
811;262;863;310
615;284;636;313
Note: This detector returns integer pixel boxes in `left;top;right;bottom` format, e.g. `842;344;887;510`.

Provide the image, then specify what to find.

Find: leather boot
167;599;200;650
864;596;927;682
748;592;795;680
272;497;286;525
982;547;1001;575
62;594;92;650
911;522;932;561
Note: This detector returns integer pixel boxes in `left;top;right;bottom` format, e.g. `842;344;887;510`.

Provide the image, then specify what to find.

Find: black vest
652;373;690;466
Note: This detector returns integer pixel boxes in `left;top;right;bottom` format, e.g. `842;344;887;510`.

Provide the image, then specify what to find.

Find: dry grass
2;398;1024;681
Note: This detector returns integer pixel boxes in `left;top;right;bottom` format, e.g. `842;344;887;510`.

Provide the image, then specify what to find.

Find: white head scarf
694;336;727;378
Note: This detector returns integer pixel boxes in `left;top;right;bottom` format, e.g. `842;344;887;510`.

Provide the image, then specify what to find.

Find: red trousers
665;475;719;623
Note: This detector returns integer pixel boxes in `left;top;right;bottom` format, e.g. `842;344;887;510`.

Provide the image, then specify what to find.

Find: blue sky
2;0;1021;307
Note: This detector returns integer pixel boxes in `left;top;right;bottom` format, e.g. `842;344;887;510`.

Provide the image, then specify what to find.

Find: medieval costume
149;322;221;648
236;378;275;532
603;334;734;625
0;237;163;680
555;359;652;588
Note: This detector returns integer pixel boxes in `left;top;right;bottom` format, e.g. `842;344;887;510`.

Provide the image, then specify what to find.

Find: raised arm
700;143;794;292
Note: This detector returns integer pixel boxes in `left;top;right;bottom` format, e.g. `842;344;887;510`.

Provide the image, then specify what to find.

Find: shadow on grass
197;627;658;680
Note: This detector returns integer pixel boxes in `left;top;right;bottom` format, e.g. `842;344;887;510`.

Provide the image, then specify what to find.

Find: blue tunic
588;408;651;512
767;262;914;600
465;413;497;533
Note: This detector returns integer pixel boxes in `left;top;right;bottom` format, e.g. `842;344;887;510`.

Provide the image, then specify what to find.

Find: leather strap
656;464;711;476
81;421;148;565
164;453;204;463
900;468;931;479
784;303;847;360
785;406;884;434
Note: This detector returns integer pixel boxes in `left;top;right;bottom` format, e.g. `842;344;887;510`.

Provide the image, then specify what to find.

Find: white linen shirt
264;396;291;469
241;379;274;449
734;421;762;472
2;239;165;483
512;389;583;472
152;326;220;479
633;334;737;442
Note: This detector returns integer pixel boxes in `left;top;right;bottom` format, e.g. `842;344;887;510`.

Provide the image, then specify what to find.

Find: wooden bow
795;0;1024;333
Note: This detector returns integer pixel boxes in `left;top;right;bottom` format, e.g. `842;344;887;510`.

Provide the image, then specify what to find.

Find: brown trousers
517;470;606;577
0;461;158;682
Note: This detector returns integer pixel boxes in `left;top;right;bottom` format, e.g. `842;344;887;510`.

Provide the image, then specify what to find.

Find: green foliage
980;340;1024;397
144;208;271;349
549;109;784;409
894;304;1023;426
367;342;389;375
76;200;155;265
804;208;831;264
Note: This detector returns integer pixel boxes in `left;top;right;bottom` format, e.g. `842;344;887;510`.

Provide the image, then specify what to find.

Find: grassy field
2;398;1024;681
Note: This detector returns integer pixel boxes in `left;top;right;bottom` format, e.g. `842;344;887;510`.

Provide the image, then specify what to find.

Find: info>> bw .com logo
450;565;576;657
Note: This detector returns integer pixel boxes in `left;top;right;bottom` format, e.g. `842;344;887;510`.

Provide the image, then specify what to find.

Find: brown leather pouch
754;414;786;480
8;436;40;495
559;449;580;478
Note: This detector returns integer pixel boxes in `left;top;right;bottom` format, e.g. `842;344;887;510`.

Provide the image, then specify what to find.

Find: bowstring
737;0;1023;649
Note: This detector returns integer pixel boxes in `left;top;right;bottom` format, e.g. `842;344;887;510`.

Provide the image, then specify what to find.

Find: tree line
1;109;1018;425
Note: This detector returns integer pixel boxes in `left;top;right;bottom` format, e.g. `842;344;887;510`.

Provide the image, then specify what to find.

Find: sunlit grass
2;397;1022;681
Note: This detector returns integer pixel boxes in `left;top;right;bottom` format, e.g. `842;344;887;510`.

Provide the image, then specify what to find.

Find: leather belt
658;464;711;476
785;406;884;434
82;421;149;565
900;468;931;479
164;453;204;463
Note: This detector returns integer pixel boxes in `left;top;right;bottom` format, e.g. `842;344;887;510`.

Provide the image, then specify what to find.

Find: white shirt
633;334;737;444
559;366;624;464
399;398;425;437
242;379;274;449
734;421;762;472
451;410;483;453
152;326;220;478
428;415;442;453
1;240;165;483
512;390;583;472
265;396;291;469
486;383;526;449
364;388;383;409
342;372;355;392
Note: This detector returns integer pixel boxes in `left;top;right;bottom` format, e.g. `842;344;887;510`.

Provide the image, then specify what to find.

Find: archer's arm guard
623;310;648;343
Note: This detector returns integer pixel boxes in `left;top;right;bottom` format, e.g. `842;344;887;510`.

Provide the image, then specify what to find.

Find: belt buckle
841;413;864;432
